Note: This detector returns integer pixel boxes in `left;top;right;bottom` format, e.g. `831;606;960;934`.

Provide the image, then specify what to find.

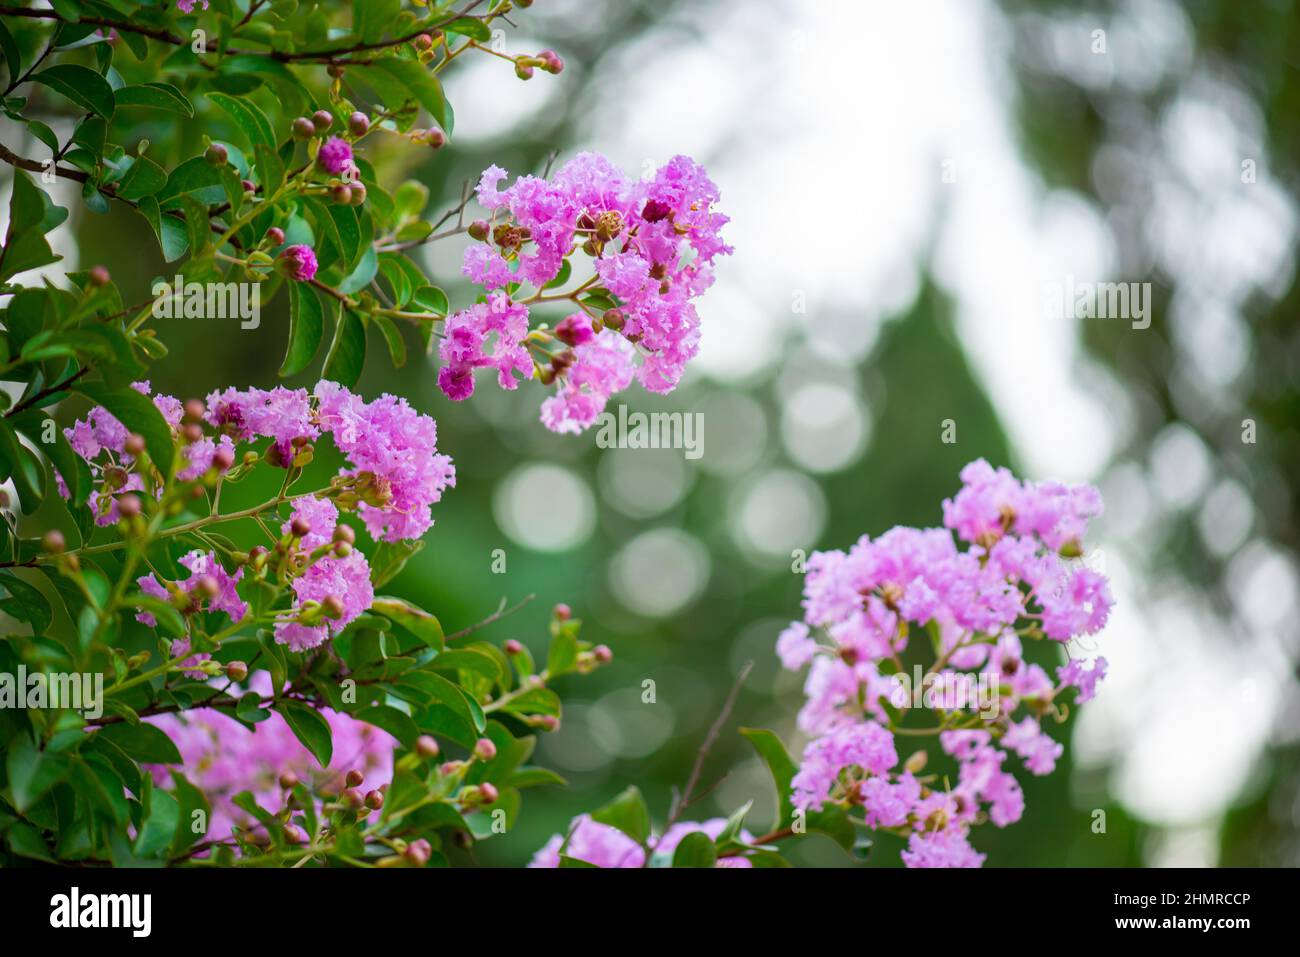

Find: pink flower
791;721;898;811
1057;655;1108;703
901;828;985;868
278;244;318;282
273;550;373;651
437;293;532;401
176;0;209;12
146;691;394;846
538;331;635;434
461;244;513;290
776;621;817;670
135;550;246;628
655;819;756;868
314;381;456;542
528;815;645;868
317;136;353;175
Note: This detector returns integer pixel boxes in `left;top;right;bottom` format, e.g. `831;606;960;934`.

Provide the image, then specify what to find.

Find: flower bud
536;715;560;732
593;644;613;664
183;398;206;423
327;63;345;79
226;660;249;681
332;524;355;545
88;265;111;287
601;308;624;331
292;116;316;139
416;735;440;758
205;143;229;166
904;749;928;774
195;575;221;599
312;109;334;132
364;790;384;810
279;771;300;790
473;737;497;762
41;530;66;554
468;219;490;241
290;517;312;538
117;494;142;518
342;787;364;809
554;603;572;621
283;824;308;845
426;128;446;150
124;433;146;457
478;782;499;805
404;838;431;866
515;61;534;80
212;447;235;471
331;183;353;205
503;639;523;656
345;769;365;789
414;33;434;51
349;183;367;206
348;111;370;136
241;179;257;194
322;595;345;619
265;226;285;246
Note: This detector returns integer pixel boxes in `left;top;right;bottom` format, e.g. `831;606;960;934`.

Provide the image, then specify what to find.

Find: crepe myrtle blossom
146;684;394;847
277;244;319;282
175;0;208;12
439;152;731;434
774;461;1113;867
317;136;354;176
60;381;235;525
529;816;756;868
61;379;452;648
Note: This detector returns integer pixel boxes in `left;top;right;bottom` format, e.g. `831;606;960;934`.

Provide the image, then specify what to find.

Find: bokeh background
5;0;1299;866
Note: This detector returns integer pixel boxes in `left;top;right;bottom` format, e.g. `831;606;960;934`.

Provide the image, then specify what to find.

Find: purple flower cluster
440;151;731;433
64;381;453;653
777;460;1113;868
63;381;234;525
529;816;755;868
146;683;394;846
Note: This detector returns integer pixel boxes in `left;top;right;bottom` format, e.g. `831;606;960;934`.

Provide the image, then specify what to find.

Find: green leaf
740;727;797;832
353;0;401;43
0;20;22;86
545;628;578;678
0;420;45;511
372;313;406;368
116;154;167;201
321;308;366;387
136;195;189;262
115;82;194;116
31;64;115;118
367;539;424;588
444;17;492;43
6;735;68;812
6;823;55;863
357;58;450;133
671;830;718;868
134;789;179;858
590;785;651;845
372;595;443;651
208;92;276;152
75;381;175;474
0;171;62;282
354;704;418;748
280;280;324;376
276;701;333;766
95;722;183;764
558;854;598;868
0;570;53;633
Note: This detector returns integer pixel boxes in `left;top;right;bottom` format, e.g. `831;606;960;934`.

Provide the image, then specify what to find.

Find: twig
444;593;536;643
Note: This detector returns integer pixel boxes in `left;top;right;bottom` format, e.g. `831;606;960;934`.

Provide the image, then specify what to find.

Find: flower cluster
439;151;731;433
63;381;454;653
529;815;754;869
776;460;1113;867
146;690;394;847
